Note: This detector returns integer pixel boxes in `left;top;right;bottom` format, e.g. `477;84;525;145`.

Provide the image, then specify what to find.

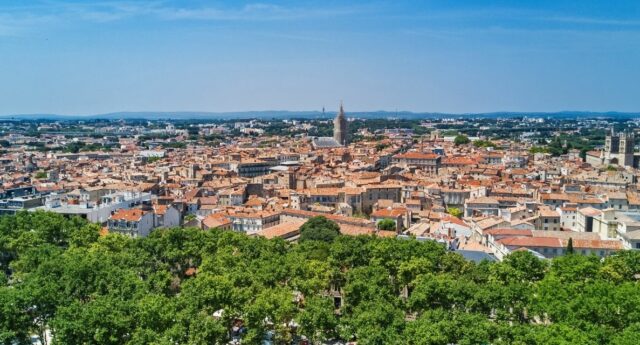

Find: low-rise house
108;208;154;238
534;207;561;231
487;229;621;260
464;196;500;217
228;210;280;234
202;213;232;230
576;207;603;233
371;207;410;232
153;204;181;228
557;206;577;231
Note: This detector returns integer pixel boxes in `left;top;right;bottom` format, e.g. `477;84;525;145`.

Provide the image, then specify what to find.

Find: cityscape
2;0;640;345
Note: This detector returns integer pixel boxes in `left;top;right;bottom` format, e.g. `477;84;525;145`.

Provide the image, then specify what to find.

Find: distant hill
1;110;639;121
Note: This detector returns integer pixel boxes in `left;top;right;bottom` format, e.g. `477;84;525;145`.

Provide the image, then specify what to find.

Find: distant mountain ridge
2;110;639;120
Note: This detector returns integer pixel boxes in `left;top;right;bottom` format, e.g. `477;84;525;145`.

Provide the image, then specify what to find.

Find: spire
339;101;344;117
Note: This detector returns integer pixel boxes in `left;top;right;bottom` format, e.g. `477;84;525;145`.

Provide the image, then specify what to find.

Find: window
636;243;640;249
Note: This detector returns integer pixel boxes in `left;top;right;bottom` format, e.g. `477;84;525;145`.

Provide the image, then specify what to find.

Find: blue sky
0;0;639;115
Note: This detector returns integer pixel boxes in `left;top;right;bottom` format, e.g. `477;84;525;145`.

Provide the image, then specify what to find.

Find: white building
108;209;155;238
34;191;152;224
154;204;181;228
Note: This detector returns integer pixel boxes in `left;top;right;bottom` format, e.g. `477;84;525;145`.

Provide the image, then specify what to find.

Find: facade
228;211;280;234
464;196;500;217
586;129;639;168
153;204;181;228
35;191;152;223
108;209;155;238
391;152;441;174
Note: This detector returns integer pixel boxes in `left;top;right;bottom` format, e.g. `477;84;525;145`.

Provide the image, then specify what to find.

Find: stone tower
333;102;348;146
605;128;619;154
619;130;635;167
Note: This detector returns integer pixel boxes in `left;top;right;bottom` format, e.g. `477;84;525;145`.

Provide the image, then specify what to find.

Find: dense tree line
2;212;640;344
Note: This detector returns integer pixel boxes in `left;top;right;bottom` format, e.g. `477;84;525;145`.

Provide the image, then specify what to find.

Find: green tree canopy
1;211;640;345
377;218;396;231
299;216;341;243
454;135;470;146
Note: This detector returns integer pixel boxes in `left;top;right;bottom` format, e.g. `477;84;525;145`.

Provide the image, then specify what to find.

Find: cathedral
312;103;349;149
586;129;640;168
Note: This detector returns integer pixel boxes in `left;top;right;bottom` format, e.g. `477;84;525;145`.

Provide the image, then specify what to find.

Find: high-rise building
333;103;348;146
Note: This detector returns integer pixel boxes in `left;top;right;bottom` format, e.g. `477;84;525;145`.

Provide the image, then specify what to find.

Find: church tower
619;130;635;167
333;102;348;146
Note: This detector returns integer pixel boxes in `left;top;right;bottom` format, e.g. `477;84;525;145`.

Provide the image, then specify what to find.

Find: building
586;129;640;168
576;207;602;233
108;209;155;238
34;191;152;223
486;229;621;260
311;103;349;149
153;204;181;228
464;196;500;217
333;102;348;146
391;152;441;174
228;211;280;235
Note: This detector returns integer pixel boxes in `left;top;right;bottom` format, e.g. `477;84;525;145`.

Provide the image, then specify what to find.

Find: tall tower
605;128;620;154
619;130;635;167
333;102;348;146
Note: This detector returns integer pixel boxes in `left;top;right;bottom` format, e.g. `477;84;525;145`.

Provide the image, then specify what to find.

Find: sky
0;0;639;115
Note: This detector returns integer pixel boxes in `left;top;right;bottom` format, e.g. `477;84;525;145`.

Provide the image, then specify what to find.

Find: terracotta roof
202;213;231;229
485;228;533;236
258;220;304;239
371;208;406;218
110;208;147;221
282;209;374;226
153;204;168;215
579;207;602;217
466;196;499;205
393;152;439;160
499;236;561;248
339;224;375;236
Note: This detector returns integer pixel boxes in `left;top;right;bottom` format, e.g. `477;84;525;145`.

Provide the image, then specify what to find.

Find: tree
377;218;396;231
567;237;575;254
3;211;640;345
299;296;338;344
473;140;497;149
447;207;463;218
300;216;341;243
454;135;470;146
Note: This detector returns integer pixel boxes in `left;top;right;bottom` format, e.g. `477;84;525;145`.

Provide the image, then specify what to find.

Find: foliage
567;237;574;254
473;139;497;149
529;146;550;154
1;212;640;344
34;171;48;179
454;135;470;146
377;218;396;231
299;216;341;243
447;207;463;218
145;156;162;164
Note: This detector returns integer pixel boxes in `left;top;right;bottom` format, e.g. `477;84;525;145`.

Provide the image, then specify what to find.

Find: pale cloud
0;1;367;26
540;16;640;27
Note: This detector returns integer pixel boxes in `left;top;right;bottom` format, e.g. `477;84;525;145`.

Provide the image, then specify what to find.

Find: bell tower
333;102;348;146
